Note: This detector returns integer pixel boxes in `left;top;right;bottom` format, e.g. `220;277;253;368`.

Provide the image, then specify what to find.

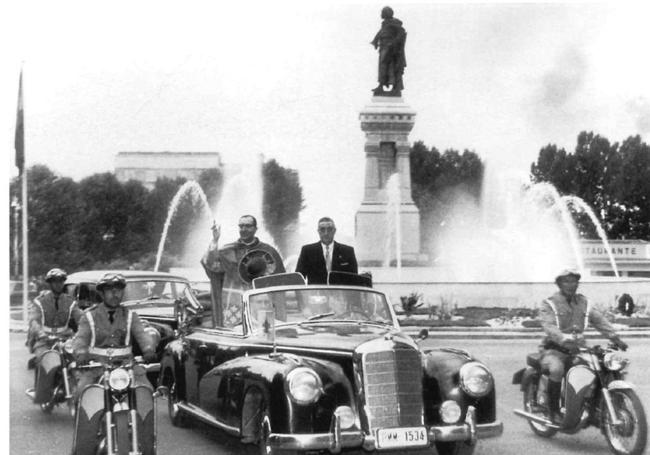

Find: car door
183;325;249;425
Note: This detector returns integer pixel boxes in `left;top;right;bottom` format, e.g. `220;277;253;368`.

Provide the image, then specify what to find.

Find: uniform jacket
71;304;156;358
539;291;617;346
27;290;82;351
295;241;358;285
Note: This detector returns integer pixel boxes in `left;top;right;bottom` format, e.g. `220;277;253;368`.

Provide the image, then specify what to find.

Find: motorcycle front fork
104;406;141;454
601;387;623;426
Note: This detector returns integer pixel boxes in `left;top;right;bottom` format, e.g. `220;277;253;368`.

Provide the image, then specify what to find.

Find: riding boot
547;379;562;424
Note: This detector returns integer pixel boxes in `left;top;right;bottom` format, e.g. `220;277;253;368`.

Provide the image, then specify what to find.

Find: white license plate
376;426;428;449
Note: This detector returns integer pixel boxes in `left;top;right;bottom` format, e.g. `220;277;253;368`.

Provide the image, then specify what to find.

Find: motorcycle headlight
287;367;322;405
108;368;131;391
603;352;629;371
459;362;493;397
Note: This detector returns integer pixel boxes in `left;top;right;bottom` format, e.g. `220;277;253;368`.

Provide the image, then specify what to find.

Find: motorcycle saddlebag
512;368;525;384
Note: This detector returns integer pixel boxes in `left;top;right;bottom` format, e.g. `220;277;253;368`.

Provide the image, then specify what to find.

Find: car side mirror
417;328;429;342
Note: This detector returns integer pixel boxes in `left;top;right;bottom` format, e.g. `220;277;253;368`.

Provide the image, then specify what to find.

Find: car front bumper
267;406;503;453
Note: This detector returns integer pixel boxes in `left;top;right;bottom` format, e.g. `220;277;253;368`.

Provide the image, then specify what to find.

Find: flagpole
16;68;30;324
22;164;29;323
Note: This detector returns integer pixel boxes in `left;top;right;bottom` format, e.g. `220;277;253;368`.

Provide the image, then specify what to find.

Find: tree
609;135;650;239
262;159;305;255
10;165;83;277
531;132;650;239
410;142;484;258
198;168;224;208
77;173;135;266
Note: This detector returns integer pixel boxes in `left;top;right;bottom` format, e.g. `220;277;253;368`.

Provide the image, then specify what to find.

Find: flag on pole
15;70;25;175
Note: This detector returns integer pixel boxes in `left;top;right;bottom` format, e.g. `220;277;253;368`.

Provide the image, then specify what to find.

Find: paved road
9;332;650;454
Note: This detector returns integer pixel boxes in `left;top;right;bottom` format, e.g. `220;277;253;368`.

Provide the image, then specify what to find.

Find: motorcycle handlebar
71;356;159;371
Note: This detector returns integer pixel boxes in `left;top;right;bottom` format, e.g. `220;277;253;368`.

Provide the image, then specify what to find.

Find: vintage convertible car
64;270;202;326
159;273;503;455
63;269;203;363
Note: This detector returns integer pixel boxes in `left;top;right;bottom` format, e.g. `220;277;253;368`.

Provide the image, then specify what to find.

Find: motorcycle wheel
167;382;188;427
39;401;54;414
602;389;648;455
434;441;475;455
523;381;557;437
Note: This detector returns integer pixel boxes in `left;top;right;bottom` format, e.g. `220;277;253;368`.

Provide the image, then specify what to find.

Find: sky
4;0;650;241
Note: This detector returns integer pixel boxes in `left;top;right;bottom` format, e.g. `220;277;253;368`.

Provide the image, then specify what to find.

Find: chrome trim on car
266;404;502;453
361;346;424;430
267;422;503;452
176;402;240;436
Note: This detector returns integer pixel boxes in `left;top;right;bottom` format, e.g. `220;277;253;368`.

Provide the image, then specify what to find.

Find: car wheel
258;410;273;455
167;381;188;427
255;404;298;455
434;441;475;455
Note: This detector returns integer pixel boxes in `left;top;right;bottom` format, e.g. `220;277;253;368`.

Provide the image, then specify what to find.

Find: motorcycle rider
25;268;82;401
539;269;628;423
70;272;158;454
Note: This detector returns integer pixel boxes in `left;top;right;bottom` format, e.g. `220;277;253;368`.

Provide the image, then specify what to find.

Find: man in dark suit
295;217;358;284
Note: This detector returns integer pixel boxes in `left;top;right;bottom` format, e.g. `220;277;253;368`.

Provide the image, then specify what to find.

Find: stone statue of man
371;6;407;96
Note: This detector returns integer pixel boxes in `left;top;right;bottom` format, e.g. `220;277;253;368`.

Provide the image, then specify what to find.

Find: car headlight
287;367;323;405
459;362;493;397
440;400;462;423
108;368;131;391
604;352;629;371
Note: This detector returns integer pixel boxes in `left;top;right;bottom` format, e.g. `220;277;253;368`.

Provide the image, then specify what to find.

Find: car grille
362;348;423;430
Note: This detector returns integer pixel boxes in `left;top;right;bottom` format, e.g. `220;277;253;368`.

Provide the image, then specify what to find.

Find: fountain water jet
524;182;585;273
562;195;620;277
211;155;271;243
154;181;213;272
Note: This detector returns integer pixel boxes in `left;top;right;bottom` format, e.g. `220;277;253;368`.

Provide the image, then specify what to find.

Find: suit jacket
295;241;358;284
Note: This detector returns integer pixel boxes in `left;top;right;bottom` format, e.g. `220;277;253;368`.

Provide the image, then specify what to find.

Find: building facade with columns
115;151;229;189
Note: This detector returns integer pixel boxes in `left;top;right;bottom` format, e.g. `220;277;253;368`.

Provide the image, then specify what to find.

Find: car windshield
245;288;395;333
123;280;195;303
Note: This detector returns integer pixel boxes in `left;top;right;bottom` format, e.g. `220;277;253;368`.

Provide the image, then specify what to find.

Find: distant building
115;152;230;189
582;239;650;278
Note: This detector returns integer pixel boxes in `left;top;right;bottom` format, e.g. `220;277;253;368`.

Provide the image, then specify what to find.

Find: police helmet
45;268;67;282
96;273;127;291
555;269;581;284
381;6;394;19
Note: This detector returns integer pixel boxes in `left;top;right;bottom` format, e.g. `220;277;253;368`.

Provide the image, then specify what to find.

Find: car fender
421;348;497;423
159;338;186;394
422;347;473;396
215;353;354;434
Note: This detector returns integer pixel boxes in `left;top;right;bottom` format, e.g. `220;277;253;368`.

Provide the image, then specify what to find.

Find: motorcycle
25;334;76;415
71;354;161;455
513;339;647;455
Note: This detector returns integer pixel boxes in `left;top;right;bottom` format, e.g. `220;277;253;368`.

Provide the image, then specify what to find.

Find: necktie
108;310;115;324
325;245;332;272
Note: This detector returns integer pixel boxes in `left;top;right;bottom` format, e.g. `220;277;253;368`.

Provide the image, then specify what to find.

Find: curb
401;327;650;339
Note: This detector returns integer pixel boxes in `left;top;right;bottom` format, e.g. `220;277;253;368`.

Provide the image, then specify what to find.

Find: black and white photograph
5;1;650;454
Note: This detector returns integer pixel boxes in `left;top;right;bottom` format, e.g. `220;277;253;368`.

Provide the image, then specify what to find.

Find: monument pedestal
355;96;420;264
